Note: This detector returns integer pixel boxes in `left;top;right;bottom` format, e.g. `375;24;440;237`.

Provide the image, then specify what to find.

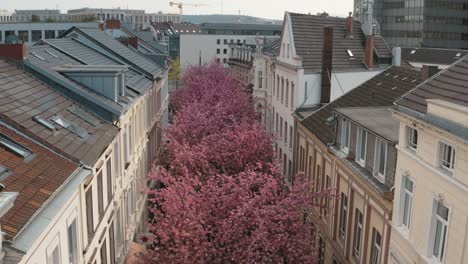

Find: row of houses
229;11;468;264
0;19;169;263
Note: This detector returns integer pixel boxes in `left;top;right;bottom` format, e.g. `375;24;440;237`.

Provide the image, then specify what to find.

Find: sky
1;0;353;20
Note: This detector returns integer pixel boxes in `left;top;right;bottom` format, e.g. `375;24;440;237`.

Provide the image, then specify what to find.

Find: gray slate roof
0;59;118;166
288;13;392;73
300;66;423;144
335;107;399;143
396;55;468;114
66;27;162;78
401;47;468;66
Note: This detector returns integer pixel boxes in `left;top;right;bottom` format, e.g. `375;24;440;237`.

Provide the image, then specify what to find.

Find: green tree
168;56;181;80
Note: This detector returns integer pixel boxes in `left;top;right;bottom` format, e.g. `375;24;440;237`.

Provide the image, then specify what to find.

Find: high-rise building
354;0;468;49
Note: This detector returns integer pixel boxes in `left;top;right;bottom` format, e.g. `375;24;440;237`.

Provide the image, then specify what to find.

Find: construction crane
169;2;206;15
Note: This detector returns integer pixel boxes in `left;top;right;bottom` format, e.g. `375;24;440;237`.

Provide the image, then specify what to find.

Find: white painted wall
180;34;253;71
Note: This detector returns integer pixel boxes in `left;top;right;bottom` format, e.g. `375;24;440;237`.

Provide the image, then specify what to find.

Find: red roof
0;123;78;240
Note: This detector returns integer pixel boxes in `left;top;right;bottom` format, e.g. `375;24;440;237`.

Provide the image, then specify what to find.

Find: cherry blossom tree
146;63;334;263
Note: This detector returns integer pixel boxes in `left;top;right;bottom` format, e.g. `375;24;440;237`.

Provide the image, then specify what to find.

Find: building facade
0;9;13;23
354;0;468;49
294;66;425;264
389;55;468;264
272;12;392;182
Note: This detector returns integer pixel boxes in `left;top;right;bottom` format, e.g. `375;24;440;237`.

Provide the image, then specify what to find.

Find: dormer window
341;118;351;154
373;138;387;182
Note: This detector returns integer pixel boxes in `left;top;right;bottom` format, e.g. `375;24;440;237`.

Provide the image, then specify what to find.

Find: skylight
30;52;45;61
455;52;462;57
0;133;32;158
51;116;88;139
0;164;11;181
45;50;59;59
33;116;56;131
410;50;416;54
346;49;354;57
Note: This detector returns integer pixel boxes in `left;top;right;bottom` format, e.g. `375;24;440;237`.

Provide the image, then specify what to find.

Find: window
32;30;42;42
325;176;331;215
114;142;120;179
431;201;449;262
0;132;32;158
217;39;220;44
289;126;293;149
85;186;94;240
216;48;220;54
97;171;104;218
224;39;227;44
438;142;455;172
356;127;367;166
285;81;289;107
52;116;88;139
339;192;348;239
372;229;382;264
315;165;321;193
68;219;79;264
223;58;227;63
281;78;284;103
400;176;414;229
291;82;295;109
354;209;363;257
341;118;351;153
284;121;288;144
373;138;387;182
280;117;283;138
107;159;113;202
223;48;227;54
258;71;263;88
406;126;418;150
109;222;116;264
48;243;60;264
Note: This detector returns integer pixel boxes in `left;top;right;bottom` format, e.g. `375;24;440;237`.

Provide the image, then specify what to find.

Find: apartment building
272;12;392;181
294;66;426;264
13;9;69;22
0;20;168;263
389;55;468;263
150;22;203;59
0;9;13;23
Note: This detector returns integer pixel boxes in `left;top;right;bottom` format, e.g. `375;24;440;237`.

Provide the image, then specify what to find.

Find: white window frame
372;230;382;264
354;209;363;258
67;213;80;264
356;127;367;167
429;200;450;263
373;138;388;183
399;176;414;231
406;126;419;151
46;235;61;264
341;118;351;154
438;141;455;174
339;192;348;239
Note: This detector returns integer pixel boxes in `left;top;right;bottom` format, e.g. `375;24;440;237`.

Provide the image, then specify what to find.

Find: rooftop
0;122;79;240
401;47;468;66
0;58;118;166
299;66;424;144
288;13;392;73
396;54;468;114
335;106;399;143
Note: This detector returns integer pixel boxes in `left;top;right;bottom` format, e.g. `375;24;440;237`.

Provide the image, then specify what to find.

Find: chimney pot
346;12;353;34
365;36;375;68
392;47;401;66
0;43;26;61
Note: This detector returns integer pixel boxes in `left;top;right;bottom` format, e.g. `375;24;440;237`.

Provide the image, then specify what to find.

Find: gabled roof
44;38;153;94
300;66;423;144
401;47;468;66
63;27;162;78
0;122;79;240
0;59;118;166
396;54;468;113
288;13;392;73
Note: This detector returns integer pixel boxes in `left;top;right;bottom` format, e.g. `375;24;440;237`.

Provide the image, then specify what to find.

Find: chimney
105;19;121;30
0;43;26;61
365;35;375;68
99;22;105;31
421;65;439;80
346;12;353;35
127;36;138;49
321;26;333;104
392;47;401;66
